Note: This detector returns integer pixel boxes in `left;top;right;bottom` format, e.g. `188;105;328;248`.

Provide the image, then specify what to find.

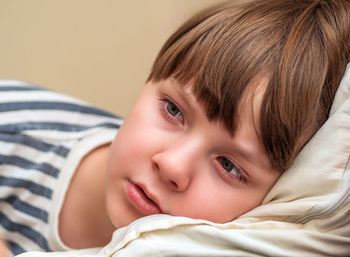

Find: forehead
236;74;270;128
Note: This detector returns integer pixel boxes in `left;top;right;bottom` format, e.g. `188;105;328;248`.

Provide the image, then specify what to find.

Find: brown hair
148;0;350;171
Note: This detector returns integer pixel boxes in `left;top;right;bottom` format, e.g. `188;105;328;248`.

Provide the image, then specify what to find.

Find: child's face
105;78;280;228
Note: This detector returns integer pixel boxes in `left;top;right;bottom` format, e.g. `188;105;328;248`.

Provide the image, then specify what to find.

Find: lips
126;181;163;215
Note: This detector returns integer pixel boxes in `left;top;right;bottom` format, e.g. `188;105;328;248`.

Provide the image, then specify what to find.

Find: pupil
221;158;233;172
168;103;178;116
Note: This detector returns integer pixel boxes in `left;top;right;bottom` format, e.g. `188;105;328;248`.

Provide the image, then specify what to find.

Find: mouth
126;181;163;215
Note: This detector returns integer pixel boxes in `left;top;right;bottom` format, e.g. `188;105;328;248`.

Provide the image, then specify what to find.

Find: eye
159;98;184;123
219;157;247;184
221;158;234;172
166;101;181;117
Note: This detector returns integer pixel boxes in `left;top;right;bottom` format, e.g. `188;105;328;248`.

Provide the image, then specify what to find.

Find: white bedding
17;64;350;257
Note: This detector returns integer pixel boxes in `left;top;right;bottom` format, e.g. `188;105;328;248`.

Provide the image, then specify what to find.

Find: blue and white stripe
0;81;122;255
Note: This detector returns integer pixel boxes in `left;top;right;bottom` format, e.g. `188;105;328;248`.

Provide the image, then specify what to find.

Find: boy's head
105;0;350;229
148;0;350;171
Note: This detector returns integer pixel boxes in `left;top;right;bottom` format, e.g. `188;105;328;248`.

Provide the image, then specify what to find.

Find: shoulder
0;80;123;135
0;80;101;112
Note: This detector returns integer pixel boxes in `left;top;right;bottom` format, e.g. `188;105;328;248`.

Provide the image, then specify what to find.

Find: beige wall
0;0;227;117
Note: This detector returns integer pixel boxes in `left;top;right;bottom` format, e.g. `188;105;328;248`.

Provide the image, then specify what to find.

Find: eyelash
217;157;248;184
159;98;184;124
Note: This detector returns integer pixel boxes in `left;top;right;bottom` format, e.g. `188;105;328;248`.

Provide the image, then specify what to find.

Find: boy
1;0;350;255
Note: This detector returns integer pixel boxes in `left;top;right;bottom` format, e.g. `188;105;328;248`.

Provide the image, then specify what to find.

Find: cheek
108;125;144;168
107;106;160;168
174;180;265;223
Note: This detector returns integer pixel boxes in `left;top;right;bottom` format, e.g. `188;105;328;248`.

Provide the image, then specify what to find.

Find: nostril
170;180;178;189
158;171;179;190
152;161;159;171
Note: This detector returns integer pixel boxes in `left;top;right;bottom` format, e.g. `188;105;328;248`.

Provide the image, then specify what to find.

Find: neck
59;144;116;249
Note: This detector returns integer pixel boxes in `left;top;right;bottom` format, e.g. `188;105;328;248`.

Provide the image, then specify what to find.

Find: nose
152;136;203;192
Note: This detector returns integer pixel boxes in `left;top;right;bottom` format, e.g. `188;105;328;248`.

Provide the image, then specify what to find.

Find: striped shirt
0;81;123;256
